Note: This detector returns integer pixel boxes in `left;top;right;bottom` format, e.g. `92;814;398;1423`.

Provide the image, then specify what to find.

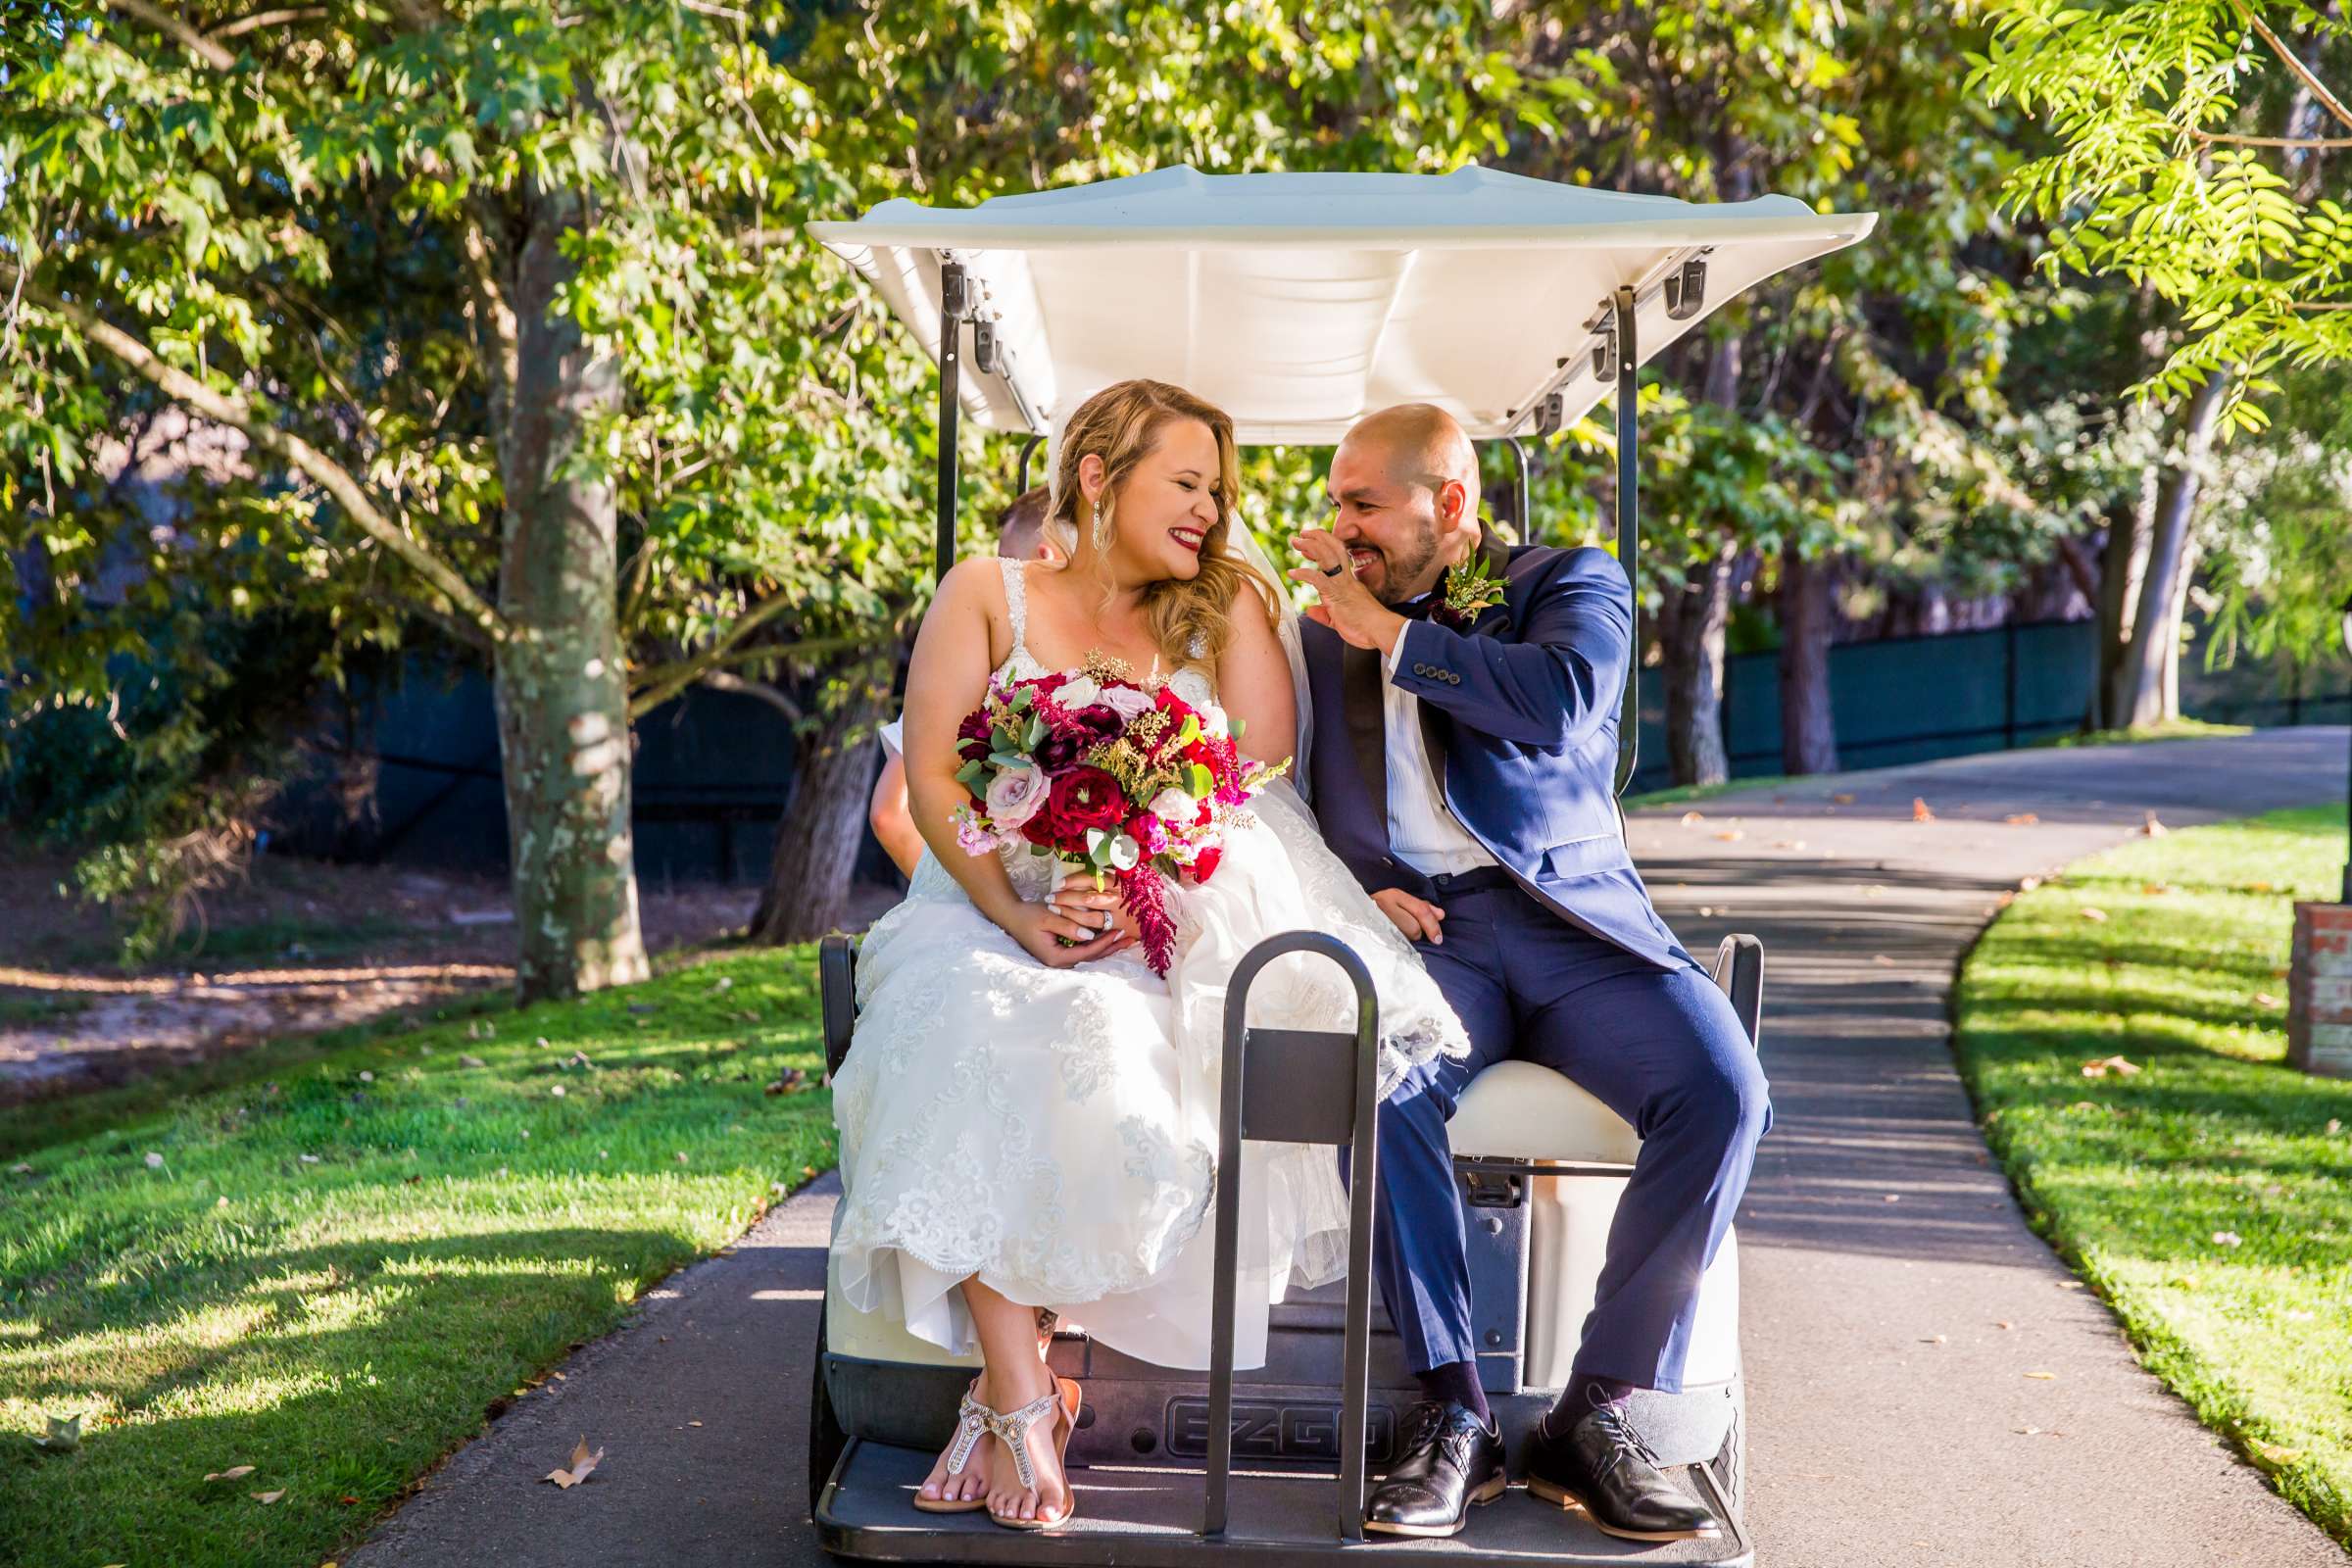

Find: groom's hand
1289;529;1407;658
1371;887;1446;945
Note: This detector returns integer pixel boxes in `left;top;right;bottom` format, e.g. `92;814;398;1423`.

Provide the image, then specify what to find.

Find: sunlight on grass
0;942;832;1568
1955;805;2352;1544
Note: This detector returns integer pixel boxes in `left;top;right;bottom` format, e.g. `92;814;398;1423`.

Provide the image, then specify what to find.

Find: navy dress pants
1359;882;1768;1394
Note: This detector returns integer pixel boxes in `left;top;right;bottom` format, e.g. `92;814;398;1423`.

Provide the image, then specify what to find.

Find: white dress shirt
1383;619;1495;877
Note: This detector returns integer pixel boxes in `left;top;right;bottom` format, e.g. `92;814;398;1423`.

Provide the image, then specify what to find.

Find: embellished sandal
986;1376;1082;1532
911;1376;996;1514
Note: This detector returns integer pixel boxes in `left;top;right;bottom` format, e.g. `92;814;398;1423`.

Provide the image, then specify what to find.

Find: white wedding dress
829;558;1469;1369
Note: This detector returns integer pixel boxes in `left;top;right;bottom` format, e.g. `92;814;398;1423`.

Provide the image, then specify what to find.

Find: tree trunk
751;661;894;944
491;188;649;1003
2087;509;2142;729
1658;540;1736;786
1778;544;1839;775
1654;329;1745;787
2111;373;2228;729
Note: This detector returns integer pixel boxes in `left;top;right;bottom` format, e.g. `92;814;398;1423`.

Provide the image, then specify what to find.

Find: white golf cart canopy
807;164;1877;446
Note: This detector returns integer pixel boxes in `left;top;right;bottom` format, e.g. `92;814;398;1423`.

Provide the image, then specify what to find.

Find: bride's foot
914;1327;1054;1511
913;1378;996;1511
983;1367;1080;1530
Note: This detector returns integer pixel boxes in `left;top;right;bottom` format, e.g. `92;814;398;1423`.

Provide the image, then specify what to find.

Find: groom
1289;405;1768;1544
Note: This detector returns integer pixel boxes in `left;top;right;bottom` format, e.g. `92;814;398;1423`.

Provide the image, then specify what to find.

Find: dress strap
1000;557;1031;661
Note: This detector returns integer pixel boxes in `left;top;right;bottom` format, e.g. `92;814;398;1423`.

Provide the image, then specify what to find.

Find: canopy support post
1497;436;1529;544
1612;284;1641;798
1016;432;1043;496
935;260;967;584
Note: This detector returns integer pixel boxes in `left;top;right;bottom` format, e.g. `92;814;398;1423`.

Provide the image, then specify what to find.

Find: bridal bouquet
949;662;1286;974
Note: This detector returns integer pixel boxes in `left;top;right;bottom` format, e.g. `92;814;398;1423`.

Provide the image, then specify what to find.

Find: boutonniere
1433;553;1506;630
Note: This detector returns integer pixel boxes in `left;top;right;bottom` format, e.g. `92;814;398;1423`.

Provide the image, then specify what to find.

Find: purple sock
1416;1360;1494;1429
1543;1373;1635;1440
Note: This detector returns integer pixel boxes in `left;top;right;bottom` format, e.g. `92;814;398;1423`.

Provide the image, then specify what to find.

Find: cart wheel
1708;1374;1746;1525
808;1300;847;1525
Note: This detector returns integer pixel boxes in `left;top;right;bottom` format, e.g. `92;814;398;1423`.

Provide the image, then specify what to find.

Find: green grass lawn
0;941;833;1568
2028;716;2254;750
1954;804;2352;1544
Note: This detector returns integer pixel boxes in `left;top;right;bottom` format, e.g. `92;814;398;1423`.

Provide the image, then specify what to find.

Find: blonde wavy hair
1048;379;1277;671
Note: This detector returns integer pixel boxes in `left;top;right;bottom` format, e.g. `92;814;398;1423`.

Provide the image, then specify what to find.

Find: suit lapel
1340;641;1390;817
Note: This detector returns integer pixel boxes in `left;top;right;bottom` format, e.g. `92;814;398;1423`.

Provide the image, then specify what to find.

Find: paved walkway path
349;729;2350;1568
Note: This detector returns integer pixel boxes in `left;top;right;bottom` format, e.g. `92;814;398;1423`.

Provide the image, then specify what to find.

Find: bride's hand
1048;882;1141;944
1000;897;1134;968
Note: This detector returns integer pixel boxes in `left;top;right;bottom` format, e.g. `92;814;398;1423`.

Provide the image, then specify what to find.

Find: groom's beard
1365;520;1442;607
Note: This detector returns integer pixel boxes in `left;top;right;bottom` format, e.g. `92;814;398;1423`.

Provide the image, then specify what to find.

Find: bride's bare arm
1215;579;1298;770
902;560;1124;963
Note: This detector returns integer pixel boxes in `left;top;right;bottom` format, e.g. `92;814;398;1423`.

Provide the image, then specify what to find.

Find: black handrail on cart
1203;932;1383;1543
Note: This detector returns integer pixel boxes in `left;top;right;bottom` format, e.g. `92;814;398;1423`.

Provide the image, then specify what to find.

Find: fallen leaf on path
1833;792;1856;805
2141;883;2172;896
2003;813;2038;825
1773;838;1808;850
2056;1281;2085;1291
1920;1335;1947;1345
34;1413;82;1451
2024;1371;2056;1380
2079;907;2108;922
1863;885;1886;898
1873;955;1895;966
1883;1194;1901;1202
1713;829;1744;842
1995;1321;2014;1330
2014;1426;2041;1435
252;1490;284;1503
688;1420;703;1427
2251;1440;2302;1468
1680;810;1705;826
2080;1055;2140;1078
1912;797;1936;821
2139;811;2167;837
203;1465;256;1482
544;1437;604;1489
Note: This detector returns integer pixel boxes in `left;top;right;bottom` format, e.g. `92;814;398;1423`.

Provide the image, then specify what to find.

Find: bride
828;379;1466;1531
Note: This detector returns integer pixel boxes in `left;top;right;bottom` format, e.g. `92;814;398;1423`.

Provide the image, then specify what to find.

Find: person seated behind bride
829;378;1468;1533
868;486;1071;879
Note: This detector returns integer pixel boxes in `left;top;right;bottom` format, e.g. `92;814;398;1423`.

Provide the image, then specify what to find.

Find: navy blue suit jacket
1299;536;1692;973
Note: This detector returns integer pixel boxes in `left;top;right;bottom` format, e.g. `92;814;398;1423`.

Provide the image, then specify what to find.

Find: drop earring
1091;494;1115;551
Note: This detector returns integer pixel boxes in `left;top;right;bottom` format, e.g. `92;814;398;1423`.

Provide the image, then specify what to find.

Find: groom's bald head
1338;404;1480;502
1326;404;1482;604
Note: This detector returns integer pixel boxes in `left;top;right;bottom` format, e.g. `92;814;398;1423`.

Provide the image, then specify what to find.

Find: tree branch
2194;130;2352;147
19;270;510;645
210;7;328;40
628;629;887;719
2234;1;2352;133
693;669;804;724
108;0;237;71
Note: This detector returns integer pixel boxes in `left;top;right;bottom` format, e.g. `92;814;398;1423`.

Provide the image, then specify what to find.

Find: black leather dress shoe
1524;1400;1723;1542
1363;1400;1506;1539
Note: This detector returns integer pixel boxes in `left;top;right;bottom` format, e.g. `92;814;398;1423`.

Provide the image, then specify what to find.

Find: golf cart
803;166;1874;1565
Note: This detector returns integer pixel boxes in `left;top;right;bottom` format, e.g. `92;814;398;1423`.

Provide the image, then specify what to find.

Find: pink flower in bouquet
1149;786;1200;825
984;763;1051;831
954;811;1000;856
1100;684;1157;721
